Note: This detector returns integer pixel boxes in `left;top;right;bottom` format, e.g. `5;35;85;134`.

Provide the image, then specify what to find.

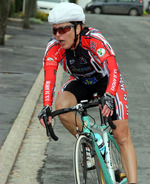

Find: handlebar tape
47;123;58;141
43;113;58;141
108;116;116;129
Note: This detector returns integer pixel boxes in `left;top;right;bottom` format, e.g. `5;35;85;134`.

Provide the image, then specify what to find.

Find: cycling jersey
43;27;120;107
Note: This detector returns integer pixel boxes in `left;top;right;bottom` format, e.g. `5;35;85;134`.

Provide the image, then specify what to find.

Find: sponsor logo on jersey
97;48;105;57
47;57;54;61
70;59;76;65
83;77;98;85
90;41;97;52
79;57;87;64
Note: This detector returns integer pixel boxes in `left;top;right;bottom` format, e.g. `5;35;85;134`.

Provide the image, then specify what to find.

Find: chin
62;45;70;50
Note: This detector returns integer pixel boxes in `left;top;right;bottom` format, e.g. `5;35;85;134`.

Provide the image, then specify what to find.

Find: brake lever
43;107;59;141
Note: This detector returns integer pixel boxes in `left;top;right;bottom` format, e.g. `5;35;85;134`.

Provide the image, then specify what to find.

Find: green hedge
35;11;48;21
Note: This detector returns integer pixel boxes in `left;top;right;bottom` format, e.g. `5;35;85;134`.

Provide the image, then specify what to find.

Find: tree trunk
23;0;37;29
30;0;37;17
0;0;11;45
23;0;31;28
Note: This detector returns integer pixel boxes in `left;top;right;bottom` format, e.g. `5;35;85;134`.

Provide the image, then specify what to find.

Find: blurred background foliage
8;0;48;21
8;0;78;22
0;0;78;45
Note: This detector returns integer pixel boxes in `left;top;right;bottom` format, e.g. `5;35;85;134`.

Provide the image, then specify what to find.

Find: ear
76;24;82;35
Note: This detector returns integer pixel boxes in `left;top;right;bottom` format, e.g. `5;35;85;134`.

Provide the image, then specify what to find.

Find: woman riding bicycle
38;2;137;183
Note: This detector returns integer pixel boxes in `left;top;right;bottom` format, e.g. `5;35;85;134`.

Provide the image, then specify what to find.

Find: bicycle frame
44;99;128;184
82;115;114;184
81;115;127;184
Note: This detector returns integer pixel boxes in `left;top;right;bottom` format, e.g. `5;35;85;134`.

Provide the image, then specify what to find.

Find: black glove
38;105;52;121
38;105;59;140
101;93;114;111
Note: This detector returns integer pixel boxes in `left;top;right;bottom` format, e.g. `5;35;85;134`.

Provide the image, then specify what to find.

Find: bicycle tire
74;135;105;184
109;135;127;184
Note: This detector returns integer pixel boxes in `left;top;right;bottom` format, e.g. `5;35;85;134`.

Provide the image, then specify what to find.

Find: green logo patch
97;48;105;57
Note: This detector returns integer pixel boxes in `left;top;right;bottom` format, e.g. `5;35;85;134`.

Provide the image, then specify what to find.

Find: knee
55;97;73;111
55;100;65;110
115;131;131;147
55;93;77;122
55;100;68;121
55;91;77;110
113;119;132;147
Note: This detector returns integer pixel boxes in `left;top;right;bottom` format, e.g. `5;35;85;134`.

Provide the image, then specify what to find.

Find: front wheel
74;135;105;184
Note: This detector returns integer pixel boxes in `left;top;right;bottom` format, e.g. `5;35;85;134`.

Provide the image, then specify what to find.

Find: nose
55;31;61;37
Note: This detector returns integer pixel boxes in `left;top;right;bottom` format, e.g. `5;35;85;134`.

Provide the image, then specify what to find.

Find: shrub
35;11;48;21
144;10;148;15
9;9;48;23
29;17;44;24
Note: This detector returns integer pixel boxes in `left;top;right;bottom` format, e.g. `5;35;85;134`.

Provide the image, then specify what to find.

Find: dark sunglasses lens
53;28;57;35
60;27;71;34
53;26;72;35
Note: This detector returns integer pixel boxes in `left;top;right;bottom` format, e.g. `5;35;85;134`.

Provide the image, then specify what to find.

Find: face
52;22;80;50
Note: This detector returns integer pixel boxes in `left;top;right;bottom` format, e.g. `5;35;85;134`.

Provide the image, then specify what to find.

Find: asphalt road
0;20;51;148
6;14;150;184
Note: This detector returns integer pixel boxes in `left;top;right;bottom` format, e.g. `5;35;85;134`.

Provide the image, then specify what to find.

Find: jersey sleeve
103;56;120;96
43;42;59;107
91;30;116;61
90;30;120;96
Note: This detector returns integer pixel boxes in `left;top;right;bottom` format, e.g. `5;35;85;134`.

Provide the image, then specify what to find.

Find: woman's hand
101;93;114;117
38;105;52;128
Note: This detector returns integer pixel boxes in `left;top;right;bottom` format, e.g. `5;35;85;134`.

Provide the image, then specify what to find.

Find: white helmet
48;2;85;24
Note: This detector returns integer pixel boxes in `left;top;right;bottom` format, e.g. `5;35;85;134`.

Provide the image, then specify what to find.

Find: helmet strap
69;22;83;50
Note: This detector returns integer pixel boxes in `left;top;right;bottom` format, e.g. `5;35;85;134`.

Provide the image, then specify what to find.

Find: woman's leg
113;119;137;183
55;91;82;137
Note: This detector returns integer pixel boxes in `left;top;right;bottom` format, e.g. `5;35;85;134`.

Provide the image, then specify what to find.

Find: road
0;20;50;148
7;14;150;184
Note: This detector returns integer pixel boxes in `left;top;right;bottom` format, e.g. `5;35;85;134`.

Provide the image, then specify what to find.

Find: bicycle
42;93;128;184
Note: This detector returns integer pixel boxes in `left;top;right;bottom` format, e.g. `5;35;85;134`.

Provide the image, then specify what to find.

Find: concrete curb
0;68;44;184
6;66;64;184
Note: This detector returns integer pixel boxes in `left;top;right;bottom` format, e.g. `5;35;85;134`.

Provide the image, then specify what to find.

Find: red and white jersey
43;27;120;107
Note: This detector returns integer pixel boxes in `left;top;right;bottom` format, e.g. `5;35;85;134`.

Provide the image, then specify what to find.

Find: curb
0;68;44;184
7;18;23;22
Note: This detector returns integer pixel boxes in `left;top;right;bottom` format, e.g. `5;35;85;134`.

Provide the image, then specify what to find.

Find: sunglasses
53;25;74;35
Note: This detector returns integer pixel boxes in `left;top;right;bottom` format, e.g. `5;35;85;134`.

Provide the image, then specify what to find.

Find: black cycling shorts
60;75;128;121
63;76;108;103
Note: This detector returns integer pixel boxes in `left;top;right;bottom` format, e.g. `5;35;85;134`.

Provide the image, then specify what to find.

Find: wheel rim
129;9;138;16
94;7;101;14
74;136;101;184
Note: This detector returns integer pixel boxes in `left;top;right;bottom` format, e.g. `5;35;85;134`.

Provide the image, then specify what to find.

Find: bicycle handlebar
51;101;99;118
43;114;58;141
44;100;116;141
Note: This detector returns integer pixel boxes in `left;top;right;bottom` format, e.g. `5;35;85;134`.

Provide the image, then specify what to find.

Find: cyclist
38;2;137;183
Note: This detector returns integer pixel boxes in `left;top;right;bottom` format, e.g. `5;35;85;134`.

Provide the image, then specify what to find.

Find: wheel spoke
74;135;102;184
109;138;127;183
